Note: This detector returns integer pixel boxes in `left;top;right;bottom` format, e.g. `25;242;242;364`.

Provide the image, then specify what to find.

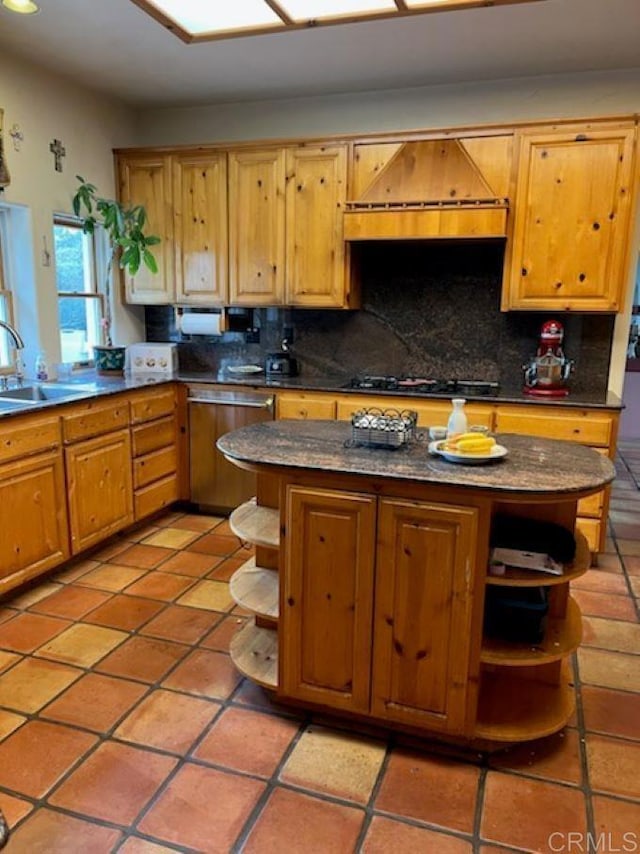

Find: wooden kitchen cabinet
65;428;134;554
285;145;351;307
503;124;637;311
335;395;494;429
228;148;286;306
117;153;175;304
130;386;181;520
173;150;228;305
277;393;336;420
371;498;479;734
0;416;69;595
228;144;354;308
281;485;376;713
63;398;134;554
280;485;478;732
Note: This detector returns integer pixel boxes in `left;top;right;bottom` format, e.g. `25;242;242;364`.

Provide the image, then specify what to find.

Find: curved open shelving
475;663;575;742
229;498;279;549
480;596;581;666
229;556;279;620
486;530;590;587
229;619;278;690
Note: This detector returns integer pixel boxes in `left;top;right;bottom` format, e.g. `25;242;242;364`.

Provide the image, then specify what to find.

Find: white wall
136;68;640;397
0;49;141;374
135;68;640;146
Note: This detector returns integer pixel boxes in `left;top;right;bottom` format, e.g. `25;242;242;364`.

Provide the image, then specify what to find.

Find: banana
455;437;496;454
443;436;495;454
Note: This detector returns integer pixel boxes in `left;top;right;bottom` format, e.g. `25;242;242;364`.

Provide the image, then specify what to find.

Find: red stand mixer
523;320;574;397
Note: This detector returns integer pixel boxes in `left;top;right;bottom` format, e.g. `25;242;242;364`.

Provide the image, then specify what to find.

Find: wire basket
349;407;418;449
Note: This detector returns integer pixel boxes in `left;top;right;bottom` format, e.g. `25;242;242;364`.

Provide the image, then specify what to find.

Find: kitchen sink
0;384;93;403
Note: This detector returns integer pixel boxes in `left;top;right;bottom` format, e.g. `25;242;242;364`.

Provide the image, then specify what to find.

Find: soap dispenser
35;351;49;382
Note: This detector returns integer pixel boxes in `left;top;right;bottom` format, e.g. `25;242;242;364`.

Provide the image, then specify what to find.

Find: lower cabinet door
371;498;478;734
65;428;134;554
0;450;69;591
281;485;376;713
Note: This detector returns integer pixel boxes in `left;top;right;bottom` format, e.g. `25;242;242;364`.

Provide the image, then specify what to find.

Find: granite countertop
0;374;175;420
0;369;622;423
179;371;623;410
217;420;616;496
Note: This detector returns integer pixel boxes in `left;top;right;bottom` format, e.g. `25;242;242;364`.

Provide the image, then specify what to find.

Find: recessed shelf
486;530;590;587
229;557;279;620
229;618;278;690
481;596;581;666
475;664;575;742
230;498;279;549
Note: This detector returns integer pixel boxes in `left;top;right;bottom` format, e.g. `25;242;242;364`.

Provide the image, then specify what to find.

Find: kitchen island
218;420;615;745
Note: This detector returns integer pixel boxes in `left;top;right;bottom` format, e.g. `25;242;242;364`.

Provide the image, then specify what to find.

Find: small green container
94;345;126;375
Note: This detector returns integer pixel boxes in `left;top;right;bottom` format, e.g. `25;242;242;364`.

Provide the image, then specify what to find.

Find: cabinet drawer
130;388;176;424
494;408;612;447
576;517;601;553
577;490;604;519
63;400;130;443
0;415;60;464
134;446;177;489
132;416;176;457
336;396;493;429
135;473;179;520
278;395;336;420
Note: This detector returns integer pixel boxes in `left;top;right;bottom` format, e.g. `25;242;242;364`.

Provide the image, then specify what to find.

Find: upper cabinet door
228;148;286;306
173;151;228;305
504;126;637;311
285;145;350;307
118;154;175;304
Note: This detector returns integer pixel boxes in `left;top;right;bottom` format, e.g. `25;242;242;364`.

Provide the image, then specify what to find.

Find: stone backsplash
145;241;613;395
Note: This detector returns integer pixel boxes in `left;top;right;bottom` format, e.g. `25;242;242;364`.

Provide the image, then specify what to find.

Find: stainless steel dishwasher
187;384;275;513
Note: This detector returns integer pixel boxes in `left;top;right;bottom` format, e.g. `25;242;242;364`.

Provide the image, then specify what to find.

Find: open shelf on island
229;556;279;620
230;498;280;549
229;619;278;690
475;664;575;742
481;596;581;666
486;530;590;587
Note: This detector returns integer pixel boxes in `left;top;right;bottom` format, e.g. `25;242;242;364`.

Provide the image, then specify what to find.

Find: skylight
132;0;546;43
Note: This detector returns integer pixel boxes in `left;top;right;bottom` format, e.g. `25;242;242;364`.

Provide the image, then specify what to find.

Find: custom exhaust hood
344;136;512;241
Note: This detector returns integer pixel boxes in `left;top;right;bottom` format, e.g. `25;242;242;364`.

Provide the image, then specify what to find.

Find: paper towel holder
175;306;229;335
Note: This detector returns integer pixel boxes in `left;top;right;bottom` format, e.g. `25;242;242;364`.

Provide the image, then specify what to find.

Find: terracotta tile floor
0;453;638;853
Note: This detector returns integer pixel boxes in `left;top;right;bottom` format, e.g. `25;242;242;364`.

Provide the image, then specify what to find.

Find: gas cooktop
345;376;500;396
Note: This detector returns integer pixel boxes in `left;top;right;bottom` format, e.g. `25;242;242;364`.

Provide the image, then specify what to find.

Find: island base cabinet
281;486;376;714
371;499;479;735
65;428;134;554
280;486;480;733
0;451;69;592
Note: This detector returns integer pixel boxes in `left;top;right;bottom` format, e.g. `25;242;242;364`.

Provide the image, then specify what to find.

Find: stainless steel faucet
0;320;25;389
0;320;25;350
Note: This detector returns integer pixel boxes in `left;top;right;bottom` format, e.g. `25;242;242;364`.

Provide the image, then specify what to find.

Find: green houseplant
72;176;160;373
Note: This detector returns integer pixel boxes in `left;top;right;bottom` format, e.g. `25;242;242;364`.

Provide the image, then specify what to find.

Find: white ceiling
0;0;638;108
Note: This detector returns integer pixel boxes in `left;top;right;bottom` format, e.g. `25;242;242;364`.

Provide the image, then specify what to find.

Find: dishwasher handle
187;395;275;412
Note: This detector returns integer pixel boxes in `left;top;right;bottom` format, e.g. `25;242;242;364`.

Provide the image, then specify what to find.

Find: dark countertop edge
219;446;616;497
0;372;622;422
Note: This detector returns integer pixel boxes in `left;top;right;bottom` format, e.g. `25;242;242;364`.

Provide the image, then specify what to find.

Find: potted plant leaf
72;176;160;374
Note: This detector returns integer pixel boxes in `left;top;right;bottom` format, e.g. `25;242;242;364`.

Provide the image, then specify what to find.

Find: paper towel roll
179;312;221;336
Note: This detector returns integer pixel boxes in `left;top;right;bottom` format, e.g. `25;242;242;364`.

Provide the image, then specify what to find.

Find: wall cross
49;138;66;172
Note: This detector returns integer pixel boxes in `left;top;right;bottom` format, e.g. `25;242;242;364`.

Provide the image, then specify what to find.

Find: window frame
0;210;17;376
54;213;105;367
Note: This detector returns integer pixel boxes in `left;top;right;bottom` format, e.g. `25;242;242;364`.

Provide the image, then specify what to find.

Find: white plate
428;440;508;465
226;365;264;375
